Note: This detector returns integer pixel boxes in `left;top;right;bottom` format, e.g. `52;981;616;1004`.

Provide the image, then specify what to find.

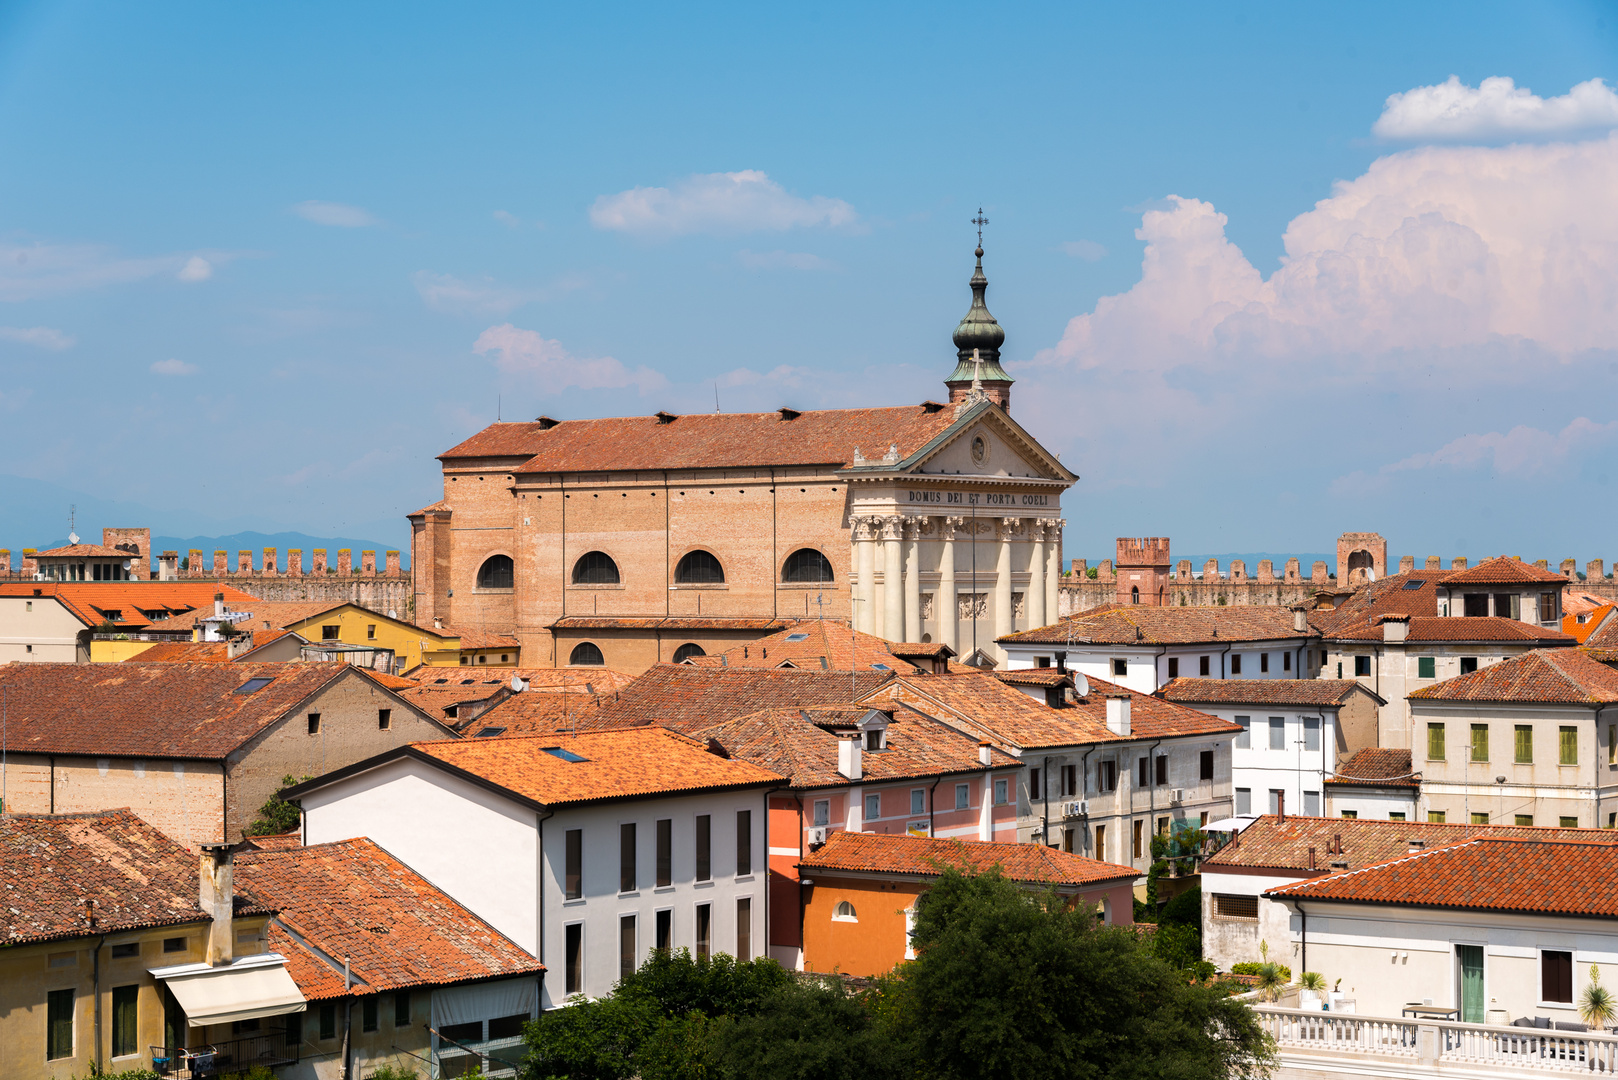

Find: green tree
893;867;1273;1080
244;775;308;836
710;978;910;1080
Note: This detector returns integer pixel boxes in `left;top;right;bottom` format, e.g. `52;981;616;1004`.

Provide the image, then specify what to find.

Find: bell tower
944;209;1014;412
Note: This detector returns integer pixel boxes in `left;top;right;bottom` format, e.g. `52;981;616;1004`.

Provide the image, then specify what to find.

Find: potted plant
1582;966;1616;1031
1255;962;1287;1003
1298;971;1327;1010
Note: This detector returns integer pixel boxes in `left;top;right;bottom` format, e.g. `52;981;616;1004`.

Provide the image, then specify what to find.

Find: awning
150;953;307;1027
1202;816;1260;834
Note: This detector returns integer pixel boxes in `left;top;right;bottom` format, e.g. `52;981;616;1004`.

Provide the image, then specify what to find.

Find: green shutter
112;985;139;1058
1515;726;1533;763
46;988;73;1060
1418;656;1435;679
1560;726;1578;765
1459;945;1485;1022
1470;724;1489;762
1427;723;1445;761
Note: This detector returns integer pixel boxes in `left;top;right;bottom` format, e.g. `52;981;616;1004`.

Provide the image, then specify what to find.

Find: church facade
410;244;1078;672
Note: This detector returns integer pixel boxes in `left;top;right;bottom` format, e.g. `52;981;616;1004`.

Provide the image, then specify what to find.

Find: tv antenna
67;505;78;547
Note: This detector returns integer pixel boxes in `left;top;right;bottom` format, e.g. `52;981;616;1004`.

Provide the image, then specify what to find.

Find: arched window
477;554;514;589
782;548;834;583
1131;586;1140;604
572;551;620;584
569;642;604;666
833;900;858;922
672;643;706;663
675;550;724;584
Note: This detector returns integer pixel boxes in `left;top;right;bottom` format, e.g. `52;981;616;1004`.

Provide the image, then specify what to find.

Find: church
410;241;1077;672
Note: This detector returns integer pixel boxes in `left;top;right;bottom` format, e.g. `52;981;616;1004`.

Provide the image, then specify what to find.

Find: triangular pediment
904;402;1075;483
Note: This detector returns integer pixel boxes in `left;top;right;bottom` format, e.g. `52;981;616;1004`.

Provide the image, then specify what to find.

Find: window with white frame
864;793;880;820
812;800;829;827
994;778;1008;805
954;784;969;810
910;789;925;815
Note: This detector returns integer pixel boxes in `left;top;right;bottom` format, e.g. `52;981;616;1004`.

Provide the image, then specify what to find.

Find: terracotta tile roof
1203;813;1618;874
1310;571;1449;636
992;668;1074;687
800;830;1139;888
1442;556;1569;586
437;627;520;650
1325;611;1573;644
408;499;452;516
0;810;269;947
703;621;939;673
34;543;132;558
405;727;786;807
1159;678;1378;707
1001;606;1316;646
155;599;353;634
128;641;232;662
235;838;543;1000
463;690;607;738
441;403;961;472
551;616;793;632
0;661;380;759
0;582;262;631
889;642;956;659
1325;748;1418;788
861;671;1239;750
1408;647;1618;703
1584;612;1618;649
683;705;1019;790
588;665;898;731
239;832;304;852
1564;592;1612;618
1265;836;1618;919
1565;603;1615;643
235;628;299;656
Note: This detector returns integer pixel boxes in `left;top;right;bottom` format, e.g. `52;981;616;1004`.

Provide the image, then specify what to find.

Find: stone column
1026;521;1046;630
993;518;1016;660
1046;519;1064;625
854;517;877;634
938;517;961;654
882;516;904;642
903;519;922;644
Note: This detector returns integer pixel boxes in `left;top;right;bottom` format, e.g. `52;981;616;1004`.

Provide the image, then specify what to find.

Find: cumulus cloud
473;324;667;394
1374;76;1618;142
589;170;857;236
292;200;377;228
1384;418;1618;478
0;326;74;350
150;358;198;376
177;256;213;282
0;242;177;301
735;249;837;271
1059;240;1108;261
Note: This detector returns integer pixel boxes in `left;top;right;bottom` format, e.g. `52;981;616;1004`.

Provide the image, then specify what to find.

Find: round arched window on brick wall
672;643;706;663
572;551;620;584
675;549;724;584
477;554;514;589
569;642;604;666
782;548;834;583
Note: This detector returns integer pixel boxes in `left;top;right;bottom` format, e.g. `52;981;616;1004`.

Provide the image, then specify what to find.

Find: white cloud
492;210;521;229
1059;240;1108;261
1384;418;1618;478
1374;76;1618;142
735;249;837;271
413;271;586;316
292;200;377;228
176;256;213;282
473;324;667;394
589;170;857;236
0;242;174;301
0;326;74;350
150;358;198;376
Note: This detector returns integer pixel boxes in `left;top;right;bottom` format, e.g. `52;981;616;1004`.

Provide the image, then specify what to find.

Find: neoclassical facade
410;244;1077;672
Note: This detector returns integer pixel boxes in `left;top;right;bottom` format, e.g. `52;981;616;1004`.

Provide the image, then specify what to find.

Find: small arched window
477;554;514;589
1131;586;1140;604
782;548;834;583
672;643;706;663
833;900;858;922
675;550;724;584
572;551;620;585
569;642;604;666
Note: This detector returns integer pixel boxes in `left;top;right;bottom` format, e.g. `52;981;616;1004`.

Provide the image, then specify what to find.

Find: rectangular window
695;904;711;960
1610;725;1616;765
1094;824;1106;861
1515;814;1533;826
1560;816;1578;828
1157;816;1169;836
1028;770;1041;800
736;810;752;876
1427;722;1446;761
1428;810;1446;823
1035;655;1050;667
1464;593;1489;617
563;828;585;899
864;793;880;820
1137;758;1148;787
736;897;752;959
656;909;672;951
1514;725;1533;763
1354;655;1371;677
367;624;377;639
322;625;340;640
1341;810;1358;818
1199;655;1210;676
1389;812;1405;821
1112;658;1127;677
1303;791;1320;815
812;800;829;827
994;778;1008;805
1336;661;1342;679
1062;828;1074;852
1540;593;1557;622
320;1002;337;1040
955;783;969;810
565;924;583;995
1418;656;1436;679
1231;653;1243;675
1543;949;1574;1003
1234;716;1250;749
307;713;321;735
163;937;186;953
1471;724;1489;762
363;995;378;1032
620;915;637;981
1460;656;1478;674
1168;657;1179;678
378;708;391;730
1561;727;1579;765
1132;819;1143;858
1473;812;1490;825
489;1015;527;1039
112;984;138;1057
656;819;672;887
1260;652;1269;673
1235;788;1251;815
111;942;139;959
1154;754;1168;786
1213;894;1258;920
1061;764;1077;796
620;823;637;893
1304;716;1321;752
1283;652;1292;672
910;788;926;815
1269;717;1286;751
395;991;411;1027
695;815;711;882
1099;760;1117;792
1199;750;1214;780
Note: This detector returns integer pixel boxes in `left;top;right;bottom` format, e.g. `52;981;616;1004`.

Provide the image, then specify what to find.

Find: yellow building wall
282;606;459;673
89;639;159;663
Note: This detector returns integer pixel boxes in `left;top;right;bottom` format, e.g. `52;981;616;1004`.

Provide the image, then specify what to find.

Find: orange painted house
798;831;1140;977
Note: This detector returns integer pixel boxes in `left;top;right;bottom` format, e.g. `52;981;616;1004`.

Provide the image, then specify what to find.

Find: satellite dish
122;560;132;570
1365;569;1376;582
68;531;79;546
1072;673;1089;698
510;676;526;692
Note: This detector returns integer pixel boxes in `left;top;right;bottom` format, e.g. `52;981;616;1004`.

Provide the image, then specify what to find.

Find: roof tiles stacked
800;830;1139;887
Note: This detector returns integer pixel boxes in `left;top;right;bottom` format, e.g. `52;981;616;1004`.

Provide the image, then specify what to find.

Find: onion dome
946;244;1013;386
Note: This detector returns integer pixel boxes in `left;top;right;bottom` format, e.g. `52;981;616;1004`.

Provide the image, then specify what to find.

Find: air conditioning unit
1170;789;1184;804
807;826;828;845
1063;800;1088;819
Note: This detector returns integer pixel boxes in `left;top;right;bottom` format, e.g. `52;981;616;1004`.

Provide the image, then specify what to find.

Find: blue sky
1;1;1616;566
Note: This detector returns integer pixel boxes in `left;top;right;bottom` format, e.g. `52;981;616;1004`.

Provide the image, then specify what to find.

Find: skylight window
784;633;810;642
475;727;507;738
235;677;274;695
543;747;589;763
1402;581;1425;591
871;663;891;670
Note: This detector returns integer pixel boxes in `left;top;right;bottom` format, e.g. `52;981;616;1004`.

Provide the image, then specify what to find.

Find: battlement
1115;536;1171;568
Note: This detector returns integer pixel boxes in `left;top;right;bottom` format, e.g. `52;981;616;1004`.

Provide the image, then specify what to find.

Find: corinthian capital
851;515;879;541
881;515;905;541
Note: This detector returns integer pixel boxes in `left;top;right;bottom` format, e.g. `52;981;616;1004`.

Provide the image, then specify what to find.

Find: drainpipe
1041;754;1052;844
1595;705;1606;829
1146;737;1162;875
88;901;104;1075
536;808;553;974
1297;901;1307;976
1079;747;1095;848
341;957;352;1079
1219;644;1231;679
929;774;945;836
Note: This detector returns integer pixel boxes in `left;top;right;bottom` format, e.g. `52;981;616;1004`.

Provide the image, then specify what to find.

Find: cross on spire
972;208;988;245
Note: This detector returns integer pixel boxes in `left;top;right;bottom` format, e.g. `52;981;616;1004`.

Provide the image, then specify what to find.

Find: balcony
151;1029;298;1078
1255;1005;1618;1077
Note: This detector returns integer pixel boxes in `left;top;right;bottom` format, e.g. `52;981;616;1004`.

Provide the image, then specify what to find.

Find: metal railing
151;1029;298;1077
1255;1005;1618;1074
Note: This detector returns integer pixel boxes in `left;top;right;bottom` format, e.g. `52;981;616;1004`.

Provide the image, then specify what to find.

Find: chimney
1105;693;1131;736
1307;846;1316;870
213;592;225;618
1277;790;1285;823
1383;615;1409;643
978;740;992;766
1293;607;1308;633
1054;651;1067;674
198;843;235;966
837;733;863;780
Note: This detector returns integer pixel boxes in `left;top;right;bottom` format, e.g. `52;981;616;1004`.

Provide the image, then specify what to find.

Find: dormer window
865;729;885;751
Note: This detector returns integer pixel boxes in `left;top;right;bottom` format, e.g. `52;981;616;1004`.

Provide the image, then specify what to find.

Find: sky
1;0;1616;565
